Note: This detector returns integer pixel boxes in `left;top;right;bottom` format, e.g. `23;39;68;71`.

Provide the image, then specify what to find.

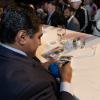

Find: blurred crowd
0;0;100;35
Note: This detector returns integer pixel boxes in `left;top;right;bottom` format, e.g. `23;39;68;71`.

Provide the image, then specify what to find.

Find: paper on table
66;47;96;58
42;46;64;60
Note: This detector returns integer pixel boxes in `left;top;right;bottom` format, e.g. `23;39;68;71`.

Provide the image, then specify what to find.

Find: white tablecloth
36;25;100;100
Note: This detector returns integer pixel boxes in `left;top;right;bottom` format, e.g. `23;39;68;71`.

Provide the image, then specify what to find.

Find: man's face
47;4;55;13
25;26;43;57
71;2;81;10
64;8;71;18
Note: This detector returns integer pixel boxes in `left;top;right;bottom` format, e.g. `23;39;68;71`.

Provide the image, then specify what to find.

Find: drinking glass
57;28;66;45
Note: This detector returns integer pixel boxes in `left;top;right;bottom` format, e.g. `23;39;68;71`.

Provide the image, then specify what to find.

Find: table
36;25;100;100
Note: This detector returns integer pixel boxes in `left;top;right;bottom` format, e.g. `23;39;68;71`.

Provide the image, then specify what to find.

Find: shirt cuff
60;82;73;95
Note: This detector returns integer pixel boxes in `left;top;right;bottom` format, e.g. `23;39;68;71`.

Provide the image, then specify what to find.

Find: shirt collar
48;10;55;16
0;43;27;57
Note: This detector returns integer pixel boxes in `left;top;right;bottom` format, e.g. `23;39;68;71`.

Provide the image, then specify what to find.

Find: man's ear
15;30;29;45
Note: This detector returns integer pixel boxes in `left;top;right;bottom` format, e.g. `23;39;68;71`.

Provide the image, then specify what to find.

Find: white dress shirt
60;82;73;95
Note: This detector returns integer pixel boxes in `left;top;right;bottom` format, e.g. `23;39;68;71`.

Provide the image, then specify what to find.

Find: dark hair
0;6;41;43
47;0;57;6
64;6;75;12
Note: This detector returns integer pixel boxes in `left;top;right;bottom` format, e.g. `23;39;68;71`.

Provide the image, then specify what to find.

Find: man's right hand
60;62;72;83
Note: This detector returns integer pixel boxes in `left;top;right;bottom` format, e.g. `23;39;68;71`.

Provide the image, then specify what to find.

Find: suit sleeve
60;91;77;100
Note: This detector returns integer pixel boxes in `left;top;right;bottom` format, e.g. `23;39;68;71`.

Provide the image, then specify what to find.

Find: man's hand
42;59;57;70
60;62;72;83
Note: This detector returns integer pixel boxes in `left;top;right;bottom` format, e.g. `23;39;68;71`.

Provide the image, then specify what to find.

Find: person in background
93;7;100;36
70;0;89;33
83;0;97;33
0;5;76;100
45;0;65;27
83;0;97;19
36;1;48;23
58;0;69;12
63;6;80;31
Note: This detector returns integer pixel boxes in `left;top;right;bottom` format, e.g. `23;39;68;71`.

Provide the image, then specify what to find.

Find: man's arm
59;62;76;100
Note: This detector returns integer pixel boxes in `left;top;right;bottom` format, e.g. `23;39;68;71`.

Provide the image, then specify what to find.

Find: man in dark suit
0;6;75;100
45;0;65;27
70;0;89;33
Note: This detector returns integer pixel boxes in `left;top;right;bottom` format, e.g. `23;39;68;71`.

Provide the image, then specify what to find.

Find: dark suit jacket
75;7;89;32
0;45;75;100
45;11;65;27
